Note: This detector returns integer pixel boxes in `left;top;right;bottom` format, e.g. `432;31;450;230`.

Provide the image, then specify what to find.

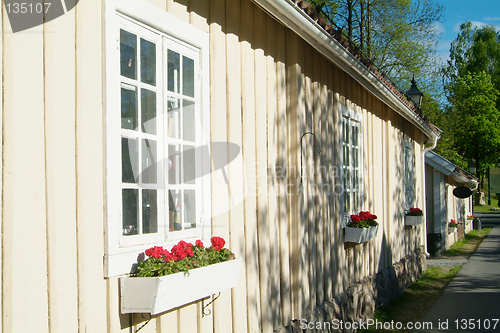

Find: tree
441;22;500;183
443;22;500;104
307;0;444;92
447;71;500;184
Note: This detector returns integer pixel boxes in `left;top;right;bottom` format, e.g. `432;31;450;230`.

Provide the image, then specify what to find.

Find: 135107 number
454;319;499;330
5;2;52;14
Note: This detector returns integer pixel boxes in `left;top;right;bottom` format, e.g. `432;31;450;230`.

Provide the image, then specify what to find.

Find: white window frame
404;139;414;211
104;0;211;277
340;104;363;226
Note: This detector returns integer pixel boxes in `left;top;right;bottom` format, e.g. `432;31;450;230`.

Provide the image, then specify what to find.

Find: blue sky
435;0;500;63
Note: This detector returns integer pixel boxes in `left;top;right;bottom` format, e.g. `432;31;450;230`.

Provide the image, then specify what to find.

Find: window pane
122;189;138;235
183;190;196;229
120;30;137;80
167;98;179;138
140;38;156;86
122;138;138;183
345;144;350;166
345;121;350;144
183;100;195;142
167;50;180;93
142;139;157;183
142;189;157;234
344;192;350;212
182;56;195;98
168;145;180;185
121;85;137;130
141;89;156;134
345;169;351;190
183;145;196;184
168;190;181;231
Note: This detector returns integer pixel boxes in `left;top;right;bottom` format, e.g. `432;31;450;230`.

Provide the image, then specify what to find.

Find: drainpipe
422;136;438;256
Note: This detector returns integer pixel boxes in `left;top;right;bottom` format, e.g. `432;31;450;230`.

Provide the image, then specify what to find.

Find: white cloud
434;22;446;34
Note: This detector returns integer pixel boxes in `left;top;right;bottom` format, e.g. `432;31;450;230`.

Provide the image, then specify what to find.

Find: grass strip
445;227;491;257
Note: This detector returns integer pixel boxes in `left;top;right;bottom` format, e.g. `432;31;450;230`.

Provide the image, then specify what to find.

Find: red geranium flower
351;215;361;223
145;246;168;259
211;236;226;251
358;211;370;220
195;239;204;247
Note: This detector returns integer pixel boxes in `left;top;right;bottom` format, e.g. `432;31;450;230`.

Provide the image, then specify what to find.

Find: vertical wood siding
1;0;428;332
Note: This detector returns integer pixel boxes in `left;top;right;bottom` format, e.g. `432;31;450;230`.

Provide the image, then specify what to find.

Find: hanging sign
453;186;473;199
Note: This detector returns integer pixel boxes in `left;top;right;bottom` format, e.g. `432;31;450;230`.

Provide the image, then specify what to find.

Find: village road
413;213;500;333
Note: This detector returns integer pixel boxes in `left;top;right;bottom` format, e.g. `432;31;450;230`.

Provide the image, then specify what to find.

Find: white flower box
120;258;242;315
368;225;379;239
405;215;423;226
345;227;369;243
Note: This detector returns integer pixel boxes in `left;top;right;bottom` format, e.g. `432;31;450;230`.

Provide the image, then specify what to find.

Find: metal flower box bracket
404;215;423;226
120;258;242;315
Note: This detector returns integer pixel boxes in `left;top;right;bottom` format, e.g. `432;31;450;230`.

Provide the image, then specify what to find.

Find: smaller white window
341;104;363;225
404;139;414;210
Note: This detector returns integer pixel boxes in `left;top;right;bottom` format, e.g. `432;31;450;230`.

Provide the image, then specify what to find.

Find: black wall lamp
406;76;424;110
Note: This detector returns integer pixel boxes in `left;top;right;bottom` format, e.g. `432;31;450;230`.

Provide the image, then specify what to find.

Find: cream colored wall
1;0;429;332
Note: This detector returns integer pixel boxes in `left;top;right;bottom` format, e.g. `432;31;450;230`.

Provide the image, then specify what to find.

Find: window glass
140;38;156;86
141;89;156;134
142;189;158;233
182;56;195;97
183;145;196;184
120;30;137;80
122;189;138;235
122;137;138;183
121;85;137;130
141;139;157;184
167;50;180;93
168;144;180;185
167;98;180;138
183;100;195;142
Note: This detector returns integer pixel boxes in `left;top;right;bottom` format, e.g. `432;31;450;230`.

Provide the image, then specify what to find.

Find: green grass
473;194;500;212
445;228;492;256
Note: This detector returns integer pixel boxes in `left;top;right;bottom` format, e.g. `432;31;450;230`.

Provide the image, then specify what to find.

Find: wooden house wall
0;0;426;332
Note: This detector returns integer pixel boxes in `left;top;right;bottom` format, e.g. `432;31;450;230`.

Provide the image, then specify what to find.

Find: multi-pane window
341;104;362;222
118;16;204;243
404;140;414;210
106;2;210;276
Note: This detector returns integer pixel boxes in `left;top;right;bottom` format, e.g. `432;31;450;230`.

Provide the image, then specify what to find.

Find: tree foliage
443;22;500;106
307;0;444;92
438;23;500;182
447;72;500;180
